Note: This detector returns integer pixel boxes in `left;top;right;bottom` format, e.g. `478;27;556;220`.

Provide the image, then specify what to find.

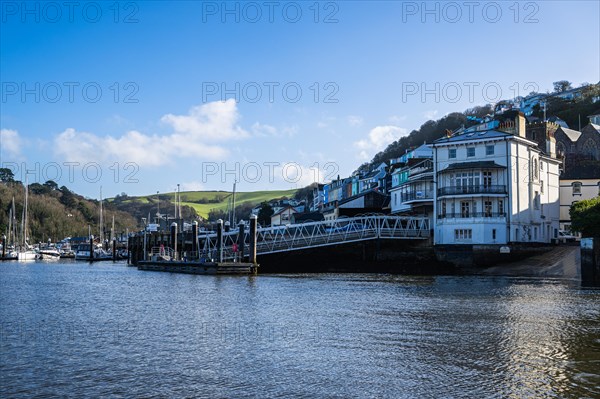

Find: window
449;148;456;159
572;182;582;195
534;191;540;210
532;158;539;180
492;229;496;240
454;229;472;242
540;180;544;194
483;171;492;187
486;145;494;155
440;201;446;217
498;200;504;215
484;201;492;217
461;201;470;218
467;147;475;157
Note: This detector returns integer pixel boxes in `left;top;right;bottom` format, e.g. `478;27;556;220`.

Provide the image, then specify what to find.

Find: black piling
170;222;178;261
237;221;245;262
192;221;198;260
217;219;223;262
90;236;94;261
249;215;257;265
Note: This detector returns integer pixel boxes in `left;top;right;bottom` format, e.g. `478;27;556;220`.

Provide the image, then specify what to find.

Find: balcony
437;185;507;196
401;191;434;202
438;212;506;219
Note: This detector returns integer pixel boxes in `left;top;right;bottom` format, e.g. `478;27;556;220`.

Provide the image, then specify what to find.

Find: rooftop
434;129;511;144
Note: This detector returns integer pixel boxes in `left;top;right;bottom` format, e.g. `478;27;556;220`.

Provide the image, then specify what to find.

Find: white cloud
388;115;407;124
161;99;249;142
180;181;205;191
251;122;278;137
317;116;336;129
281;125;299;138
53;100;247;166
251;123;299;138
423;110;438;120
354;125;408;160
347;115;363;127
0;129;22;158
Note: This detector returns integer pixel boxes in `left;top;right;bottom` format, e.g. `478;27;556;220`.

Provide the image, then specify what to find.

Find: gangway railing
199;215;430;261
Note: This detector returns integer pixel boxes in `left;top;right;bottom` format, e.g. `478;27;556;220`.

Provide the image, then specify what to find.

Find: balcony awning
440;161;506;172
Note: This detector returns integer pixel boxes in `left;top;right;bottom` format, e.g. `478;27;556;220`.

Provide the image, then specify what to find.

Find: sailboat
75;189;111;261
16;181;37;261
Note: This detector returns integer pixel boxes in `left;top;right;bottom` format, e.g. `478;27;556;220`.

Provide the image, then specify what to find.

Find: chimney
515;111;526;138
546;127;557;158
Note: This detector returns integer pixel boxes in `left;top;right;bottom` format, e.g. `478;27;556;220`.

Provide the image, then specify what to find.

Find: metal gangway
199;214;430;261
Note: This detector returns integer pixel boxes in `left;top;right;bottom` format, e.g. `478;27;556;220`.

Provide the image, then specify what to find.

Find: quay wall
255;239;454;274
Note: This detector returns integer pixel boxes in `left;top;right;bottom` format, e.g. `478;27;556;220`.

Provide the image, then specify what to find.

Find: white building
559;178;600;232
432;113;561;245
271;205;298;226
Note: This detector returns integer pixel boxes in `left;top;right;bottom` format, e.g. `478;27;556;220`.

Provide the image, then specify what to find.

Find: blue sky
1;0;599;198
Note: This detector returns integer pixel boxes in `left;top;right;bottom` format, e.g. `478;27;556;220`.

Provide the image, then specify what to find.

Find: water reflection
0;262;599;398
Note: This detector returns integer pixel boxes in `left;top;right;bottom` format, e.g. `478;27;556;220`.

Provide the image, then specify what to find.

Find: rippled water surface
1;261;599;398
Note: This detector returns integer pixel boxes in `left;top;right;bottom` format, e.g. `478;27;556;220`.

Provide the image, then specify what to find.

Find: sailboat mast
232;181;237;226
99;187;104;243
111;215;115;241
7;203;12;246
23;180;28;247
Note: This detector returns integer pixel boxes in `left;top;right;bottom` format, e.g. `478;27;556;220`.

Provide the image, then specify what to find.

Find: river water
1;261;599;398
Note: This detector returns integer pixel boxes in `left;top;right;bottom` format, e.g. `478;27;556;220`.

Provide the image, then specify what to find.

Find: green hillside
125;189;298;219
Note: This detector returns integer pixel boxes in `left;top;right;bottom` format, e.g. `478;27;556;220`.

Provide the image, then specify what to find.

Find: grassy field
123;189;298;219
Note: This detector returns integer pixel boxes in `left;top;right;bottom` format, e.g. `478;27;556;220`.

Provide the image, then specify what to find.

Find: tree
257;202;274;226
553;80;572;93
59;186;78;208
570;196;600;237
43;180;59;191
29;182;50;195
0;168;15;183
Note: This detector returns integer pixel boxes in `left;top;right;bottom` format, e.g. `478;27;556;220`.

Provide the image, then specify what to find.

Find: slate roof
433;129;511;144
557;127;582;142
360;170;381;179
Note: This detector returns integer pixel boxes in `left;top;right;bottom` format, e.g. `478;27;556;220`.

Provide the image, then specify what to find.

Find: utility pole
157;191;160;222
177;183;181;221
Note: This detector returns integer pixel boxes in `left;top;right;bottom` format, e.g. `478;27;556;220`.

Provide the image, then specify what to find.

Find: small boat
37;248;62;260
75;244;112;261
17;249;37;261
